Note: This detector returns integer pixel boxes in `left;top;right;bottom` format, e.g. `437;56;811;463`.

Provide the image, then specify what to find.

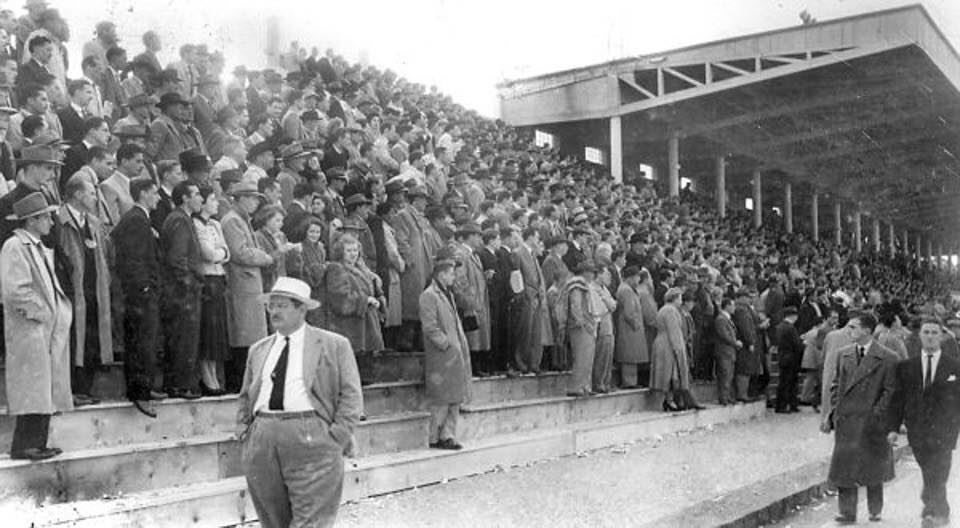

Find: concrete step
362;372;569;416
27;401;768;527
0;411;428;510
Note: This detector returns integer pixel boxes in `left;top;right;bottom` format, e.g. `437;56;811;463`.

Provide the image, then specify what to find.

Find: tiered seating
3;356;765;526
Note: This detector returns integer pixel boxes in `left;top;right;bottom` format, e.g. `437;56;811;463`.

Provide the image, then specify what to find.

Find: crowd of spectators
1;0;959;460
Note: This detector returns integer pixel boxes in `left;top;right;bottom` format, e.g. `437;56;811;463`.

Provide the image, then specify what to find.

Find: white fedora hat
259;277;320;310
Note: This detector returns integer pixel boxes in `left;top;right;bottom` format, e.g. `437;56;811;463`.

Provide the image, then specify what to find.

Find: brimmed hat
219;168;243;188
258;276;320;310
340;216;368;231
157;92;191;109
456;223;482;236
5;191;57;220
246;141;274;161
16;144;64;166
545;236;568;249
179;148;211;173
279;142;312;160
326;167;347;181
230;181;265;198
344;193;373;208
408;185;429;199
385;180;407;195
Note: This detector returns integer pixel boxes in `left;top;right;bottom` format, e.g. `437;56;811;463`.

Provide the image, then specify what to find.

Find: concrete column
811;192;819;242
889;223;895;259
834;202;842;246
784;182;793;234
872;218;881;253
752;169;762;228
668;132;680;197
903;230;909;258
853;208;862;253
609;116;622;184
715;156;726;218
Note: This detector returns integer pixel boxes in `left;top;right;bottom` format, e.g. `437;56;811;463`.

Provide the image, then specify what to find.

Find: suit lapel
844;343;882;394
302;326;321;393
248;335;276;404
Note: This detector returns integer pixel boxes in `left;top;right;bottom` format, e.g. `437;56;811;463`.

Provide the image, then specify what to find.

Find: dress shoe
439;438;463;450
132;399;157;418
73;393;100;406
429;441;443;449
868;513;881;522
200;383;226;397
46;447;63;456
10;447;57;461
149;390;168;400
168;389;201;400
834;514;856;524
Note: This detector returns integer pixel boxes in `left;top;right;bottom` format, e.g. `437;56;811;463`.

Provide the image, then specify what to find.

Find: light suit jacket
236;324;363;456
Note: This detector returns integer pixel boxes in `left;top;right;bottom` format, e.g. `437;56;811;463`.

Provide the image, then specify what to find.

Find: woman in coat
194;187;230;396
592;266;617;393
555;260;598;397
650;288;702;412
420;258;472;449
451;224;491;372
298;217;327;327
322;233;385;382
253;204;300;296
368;202;405;348
2;192;73;460
615;266;647;388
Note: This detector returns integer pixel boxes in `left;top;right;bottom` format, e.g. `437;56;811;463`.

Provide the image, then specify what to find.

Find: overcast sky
39;0;960;116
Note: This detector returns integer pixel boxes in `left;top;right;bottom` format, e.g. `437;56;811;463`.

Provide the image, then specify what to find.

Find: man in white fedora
236;276;363;528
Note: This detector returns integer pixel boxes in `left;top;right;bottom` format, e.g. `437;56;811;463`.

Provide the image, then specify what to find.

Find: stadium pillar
938;243;944;270
903;230;909;258
752;169;762;228
872;218;881;253
853;208;862;253
927;239;933;267
889;223;895;259
609;116;622;184
784;182;793;234
716;156;726;218
811;192;819;242
668;132;680;197
834;202;842;246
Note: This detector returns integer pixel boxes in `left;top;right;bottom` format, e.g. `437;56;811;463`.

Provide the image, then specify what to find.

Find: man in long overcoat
221;182;273;392
826;313;898;524
390;185;434;351
733;289;763;401
451;223;491;374
57;175;113;406
2;191;72;460
714;297;742;404
420;257;471;450
509;227;551;374
615;265;647;388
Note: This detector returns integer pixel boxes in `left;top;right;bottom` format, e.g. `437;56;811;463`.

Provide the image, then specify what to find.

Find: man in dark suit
562;227;588;271
151;159;184;232
796;288;824;335
774;306;804;413
159;181;205;399
16;34;53;91
111;177;166;417
61;117;111;188
889;318;960;528
281;182;313;242
59;80;95;144
714;297;742;405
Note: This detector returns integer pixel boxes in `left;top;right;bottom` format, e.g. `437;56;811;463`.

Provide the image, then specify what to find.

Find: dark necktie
924;353;934;390
856;346;864;364
268;336;290;410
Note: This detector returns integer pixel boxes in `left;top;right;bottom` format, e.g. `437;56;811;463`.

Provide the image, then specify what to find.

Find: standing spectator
220;181;273;392
79;56;109;119
58;175;113;407
133;31;163;76
732;289;763;402
0;57;19;108
420;257;471;450
2;191;72;460
100;143;144;225
592;265;617;393
888;318;960;528
61;117;110;184
650;288;703;412
819;319;855;432
557;259;597;397
0;106;18;183
81;21;118;66
100;46;127;119
111;177;165;418
192;75;219;141
276;142;309;209
714;297;741;405
159;180;205;399
615;265;648;388
151;159;184;232
508;226;550;374
148;92;202;162
281;182;313;243
21;9;69;106
343;193;377;269
113;93;156;132
541;237;570;290
368;200;405;350
236;277;362;528
636;268;659;383
451;223;490;374
774;306;803;413
8;81;58;152
121;57;156;102
826;313;897;524
254;204;297;295
167;44;198;99
17;34;52;91
298;217;327;325
242;141;273;185
0;144;61;242
391;184;435;351
193;186;230;395
58;80;94;144
322;233;384;381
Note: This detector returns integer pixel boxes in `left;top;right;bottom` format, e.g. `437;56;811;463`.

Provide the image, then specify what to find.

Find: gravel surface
337;411;830;528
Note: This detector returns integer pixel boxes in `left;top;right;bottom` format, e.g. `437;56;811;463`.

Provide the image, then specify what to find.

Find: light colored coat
1;229;73;415
99;172;134;227
221;205;272;348
452;242;491;352
322;261;384;353
56;206;114;366
615;282;648;364
420;281;472;404
650;303;691;392
237;324;363;456
391;205;434;321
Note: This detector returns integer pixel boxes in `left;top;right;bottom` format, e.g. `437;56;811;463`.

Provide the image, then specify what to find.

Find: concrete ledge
639;445;909;528
28;402;766;527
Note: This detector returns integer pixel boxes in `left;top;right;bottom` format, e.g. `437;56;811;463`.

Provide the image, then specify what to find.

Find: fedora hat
6;192;57;220
279;142;312;160
156;92;191;109
16;144;64;166
230;181;265;198
344;193;373;208
125;93;160;109
258;276;320;310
